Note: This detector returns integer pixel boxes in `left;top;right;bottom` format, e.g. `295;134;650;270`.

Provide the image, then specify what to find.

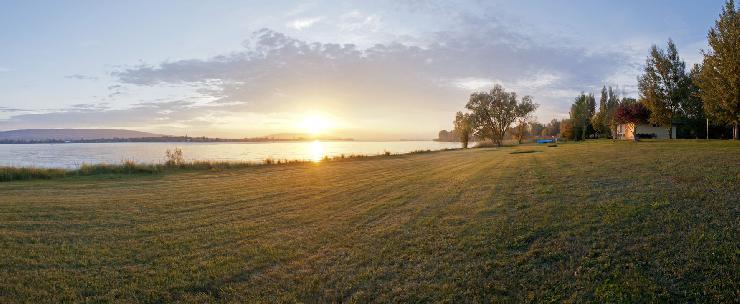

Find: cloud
0;106;29;113
338;11;381;32
0;100;207;130
287;17;323;30
114;24;628;121
65;74;99;80
5;5;634;137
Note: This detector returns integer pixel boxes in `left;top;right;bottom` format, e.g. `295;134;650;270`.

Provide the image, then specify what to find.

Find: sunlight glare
302;113;331;135
309;140;325;162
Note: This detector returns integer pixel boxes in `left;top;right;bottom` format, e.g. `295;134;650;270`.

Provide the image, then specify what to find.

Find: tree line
444;0;738;145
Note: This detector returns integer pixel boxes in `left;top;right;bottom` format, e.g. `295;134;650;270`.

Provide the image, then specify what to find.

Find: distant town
0;129;353;144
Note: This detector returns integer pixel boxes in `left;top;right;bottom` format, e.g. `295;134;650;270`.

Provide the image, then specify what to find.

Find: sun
301;113;332;135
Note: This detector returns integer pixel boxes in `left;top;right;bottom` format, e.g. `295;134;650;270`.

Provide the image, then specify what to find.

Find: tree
466;84;538;146
638;39;690;139
606;87;621;137
697;0;740;139
591;86;610;137
529;121;545;139
560;119;575;140
615;102;651;141
543;119;560;137
513;121;528;144
513;111;537;144
569;93;594;140
453;111;473;148
682;64;706;138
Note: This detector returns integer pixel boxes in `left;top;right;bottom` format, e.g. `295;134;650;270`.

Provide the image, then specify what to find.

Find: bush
165;148;184;167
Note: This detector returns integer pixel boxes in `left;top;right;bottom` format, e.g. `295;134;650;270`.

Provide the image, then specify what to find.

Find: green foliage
592;86;622;138
591;86;610;137
569;93;595;140
638;39;691;139
697;0;740;139
465;84;538;147
453;111;474;148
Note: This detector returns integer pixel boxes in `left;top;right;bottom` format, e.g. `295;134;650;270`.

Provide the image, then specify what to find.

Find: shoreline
0;147;461;182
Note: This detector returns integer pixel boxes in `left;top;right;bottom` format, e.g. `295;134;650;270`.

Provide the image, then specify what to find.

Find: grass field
0;140;738;303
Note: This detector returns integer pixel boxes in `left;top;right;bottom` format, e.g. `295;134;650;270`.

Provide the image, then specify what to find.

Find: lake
0;141;462;168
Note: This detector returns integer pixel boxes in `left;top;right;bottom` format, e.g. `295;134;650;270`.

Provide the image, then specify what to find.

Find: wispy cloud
65;74;99;80
287;17;323;30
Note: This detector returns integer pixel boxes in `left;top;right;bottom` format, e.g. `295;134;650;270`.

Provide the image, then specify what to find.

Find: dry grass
0;140;737;302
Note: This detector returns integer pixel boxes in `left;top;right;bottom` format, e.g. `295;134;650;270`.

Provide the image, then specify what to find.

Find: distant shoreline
0;136;356;144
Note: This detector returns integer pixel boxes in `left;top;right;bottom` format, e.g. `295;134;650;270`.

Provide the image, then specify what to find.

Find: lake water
0;141;462;168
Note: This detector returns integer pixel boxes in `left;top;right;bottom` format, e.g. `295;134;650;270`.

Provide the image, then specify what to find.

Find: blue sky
0;0;727;139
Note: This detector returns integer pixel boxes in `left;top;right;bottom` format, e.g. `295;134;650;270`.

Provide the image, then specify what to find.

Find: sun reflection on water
309;140;324;162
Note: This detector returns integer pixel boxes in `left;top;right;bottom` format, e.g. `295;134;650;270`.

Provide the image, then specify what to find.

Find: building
616;123;677;140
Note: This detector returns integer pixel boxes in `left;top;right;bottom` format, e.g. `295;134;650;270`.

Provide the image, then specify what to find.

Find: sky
0;0;727;139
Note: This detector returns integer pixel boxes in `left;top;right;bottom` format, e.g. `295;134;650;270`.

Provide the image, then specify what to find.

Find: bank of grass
0;148;456;182
0;140;737;302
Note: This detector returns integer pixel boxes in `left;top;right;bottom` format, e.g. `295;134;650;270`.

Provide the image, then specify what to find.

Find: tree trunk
734;121;738;140
581;123;586;141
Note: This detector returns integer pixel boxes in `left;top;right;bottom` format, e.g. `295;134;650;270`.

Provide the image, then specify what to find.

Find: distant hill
0;129;165;141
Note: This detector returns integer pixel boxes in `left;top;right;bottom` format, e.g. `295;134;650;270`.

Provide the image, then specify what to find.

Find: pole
706;118;709;140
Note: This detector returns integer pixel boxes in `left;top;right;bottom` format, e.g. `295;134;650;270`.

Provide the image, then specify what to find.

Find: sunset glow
309;140;324;162
301;113;332;135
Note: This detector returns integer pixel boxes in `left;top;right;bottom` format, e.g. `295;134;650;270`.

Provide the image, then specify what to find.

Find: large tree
591;86;610;137
466;84;538;147
606;87;621;138
453;111;473;148
682;64;707;138
638;39;690;139
697;0;740;139
569;93;594;140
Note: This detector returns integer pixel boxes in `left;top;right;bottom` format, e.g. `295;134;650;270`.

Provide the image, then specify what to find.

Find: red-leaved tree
615;102;651;140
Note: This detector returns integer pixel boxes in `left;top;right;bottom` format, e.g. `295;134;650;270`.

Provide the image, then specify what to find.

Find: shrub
165;148;184;167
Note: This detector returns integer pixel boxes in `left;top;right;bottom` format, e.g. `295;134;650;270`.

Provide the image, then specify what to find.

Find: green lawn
0;140;737;303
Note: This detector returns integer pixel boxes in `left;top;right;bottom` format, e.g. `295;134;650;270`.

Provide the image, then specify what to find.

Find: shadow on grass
510;150;541;154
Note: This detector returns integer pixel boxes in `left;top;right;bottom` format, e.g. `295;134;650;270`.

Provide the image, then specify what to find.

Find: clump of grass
77;160;163;175
548;144;558;147
165;148;185;166
510;150;540;154
0;166;69;181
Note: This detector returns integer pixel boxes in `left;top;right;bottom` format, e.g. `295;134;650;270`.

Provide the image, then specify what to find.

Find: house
616;123;677;140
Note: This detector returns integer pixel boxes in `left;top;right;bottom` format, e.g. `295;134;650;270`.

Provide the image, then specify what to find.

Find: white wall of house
616;123;677;139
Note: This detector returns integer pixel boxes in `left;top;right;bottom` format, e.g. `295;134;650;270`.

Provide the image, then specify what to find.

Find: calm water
0;141;462;168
